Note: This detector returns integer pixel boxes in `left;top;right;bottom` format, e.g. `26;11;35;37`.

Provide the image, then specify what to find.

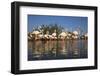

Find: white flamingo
59;32;67;40
52;30;57;40
73;31;79;39
31;31;40;40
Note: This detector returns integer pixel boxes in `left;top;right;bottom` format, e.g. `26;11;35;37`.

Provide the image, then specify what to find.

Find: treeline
32;24;64;35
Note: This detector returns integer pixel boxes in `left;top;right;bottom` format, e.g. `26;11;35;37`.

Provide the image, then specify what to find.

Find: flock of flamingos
28;29;88;41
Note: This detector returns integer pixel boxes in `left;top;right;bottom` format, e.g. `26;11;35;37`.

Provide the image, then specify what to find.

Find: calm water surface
28;40;88;61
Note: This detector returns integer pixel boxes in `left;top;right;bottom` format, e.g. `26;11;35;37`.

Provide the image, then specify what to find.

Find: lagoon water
28;40;88;61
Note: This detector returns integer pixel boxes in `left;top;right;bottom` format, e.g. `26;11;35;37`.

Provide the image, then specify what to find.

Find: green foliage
33;24;64;35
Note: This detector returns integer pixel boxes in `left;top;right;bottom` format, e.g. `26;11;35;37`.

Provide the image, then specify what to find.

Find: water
28;40;88;61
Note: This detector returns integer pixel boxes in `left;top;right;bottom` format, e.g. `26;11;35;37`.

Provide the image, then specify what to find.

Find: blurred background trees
32;24;64;35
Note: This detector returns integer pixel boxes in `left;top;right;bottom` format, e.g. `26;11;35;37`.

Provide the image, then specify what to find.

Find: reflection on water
28;40;88;61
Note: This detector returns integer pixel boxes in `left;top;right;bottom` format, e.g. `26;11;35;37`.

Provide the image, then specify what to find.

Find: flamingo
73;31;79;39
51;30;57;40
59;32;67;40
31;31;40;40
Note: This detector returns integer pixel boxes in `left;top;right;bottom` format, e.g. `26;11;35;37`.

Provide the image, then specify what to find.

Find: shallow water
28;40;88;61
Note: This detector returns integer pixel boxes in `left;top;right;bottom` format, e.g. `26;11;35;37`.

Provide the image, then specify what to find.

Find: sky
28;15;88;34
